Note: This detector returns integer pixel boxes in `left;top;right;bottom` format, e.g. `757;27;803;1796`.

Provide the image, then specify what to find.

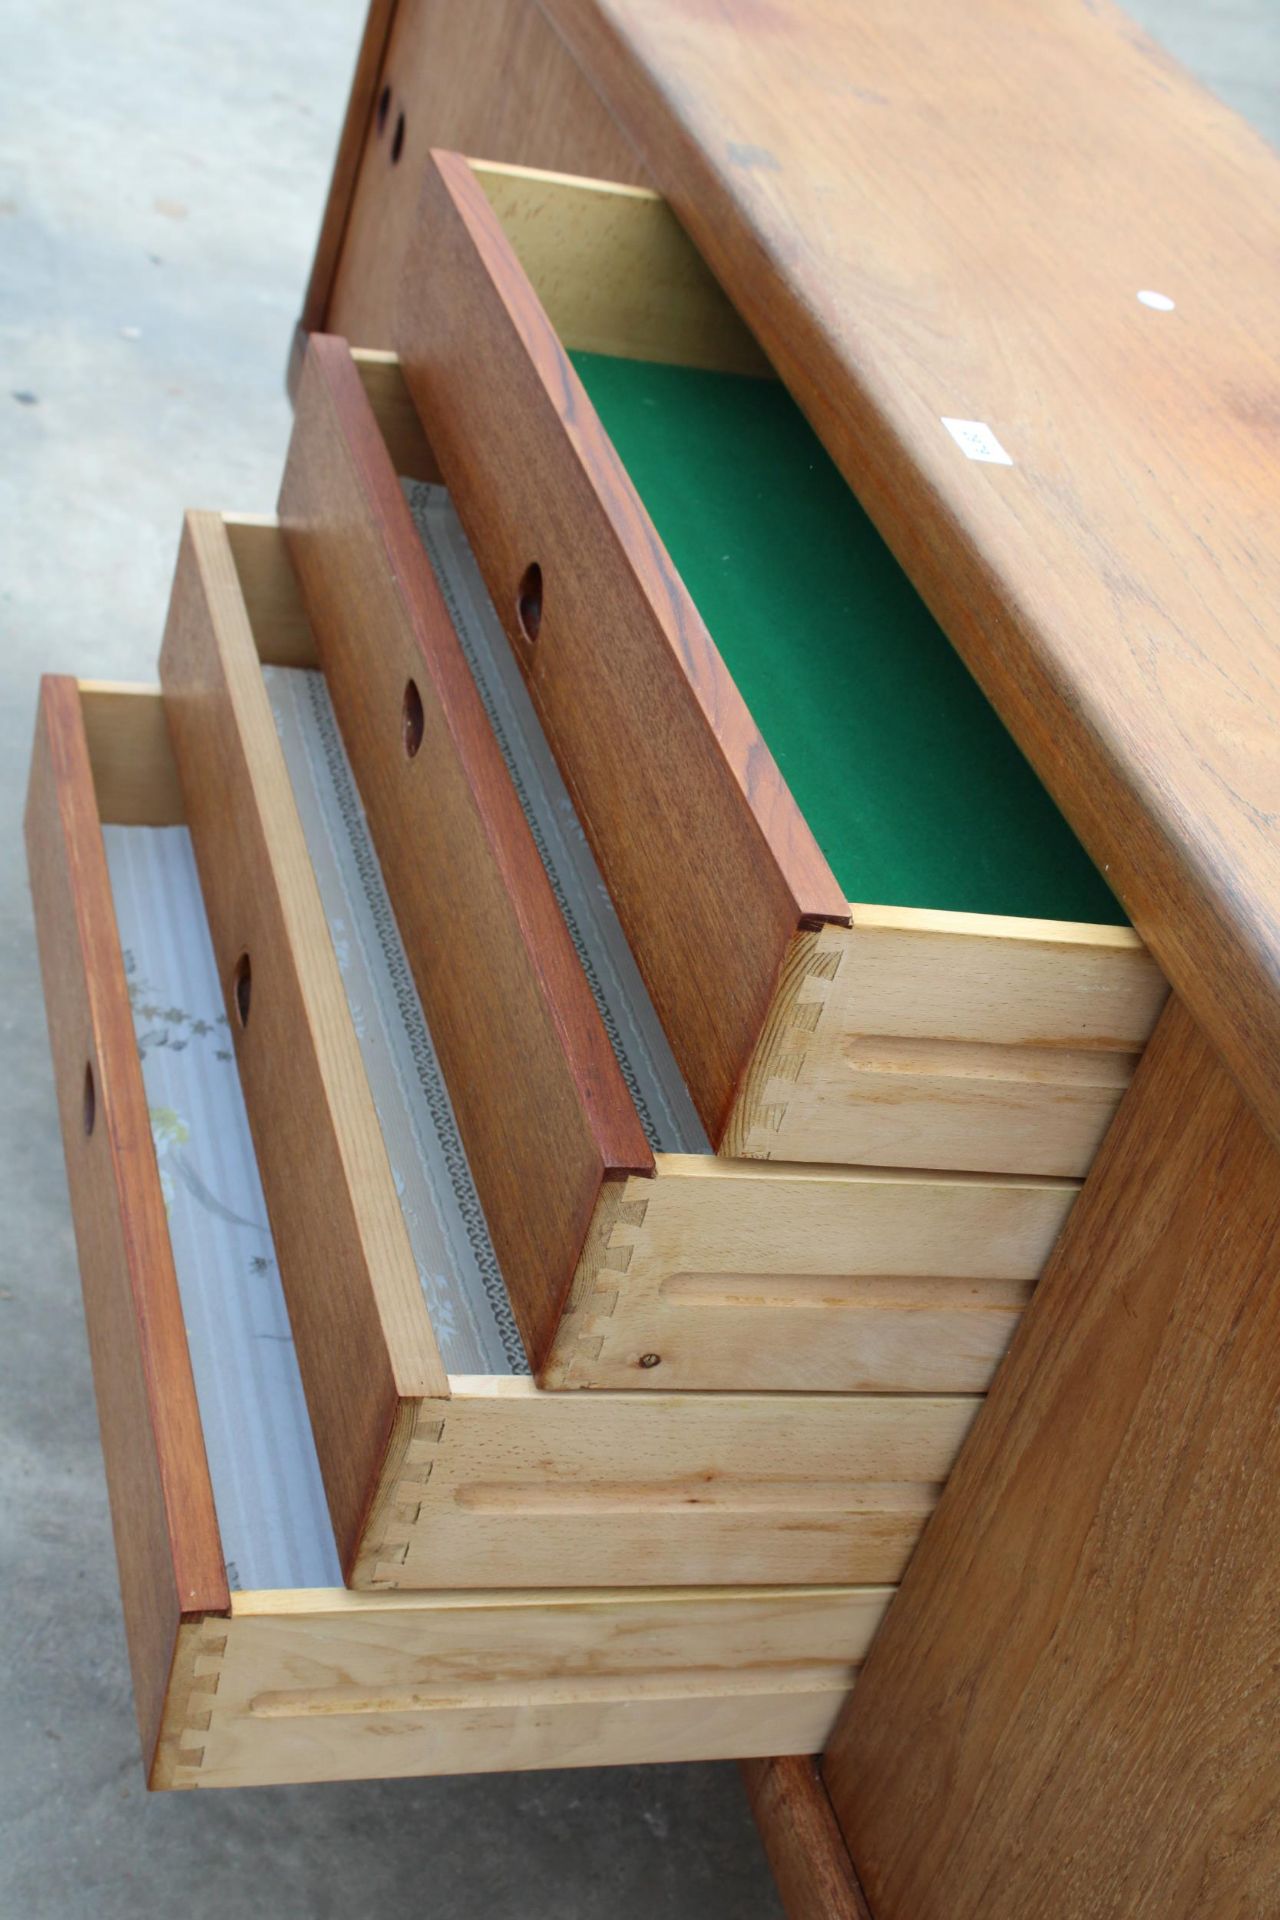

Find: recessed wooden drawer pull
516;560;542;645
401;676;424;756
231;949;252;1027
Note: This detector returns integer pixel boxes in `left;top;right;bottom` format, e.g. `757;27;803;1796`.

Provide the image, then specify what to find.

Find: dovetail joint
728;931;845;1156
168;1627;228;1786
557;1193;653;1386
367;1416;447;1588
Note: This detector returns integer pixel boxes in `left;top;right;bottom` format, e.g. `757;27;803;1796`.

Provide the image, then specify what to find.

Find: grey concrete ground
0;4;1275;1916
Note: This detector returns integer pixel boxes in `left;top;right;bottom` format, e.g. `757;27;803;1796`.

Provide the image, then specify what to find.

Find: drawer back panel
24;678;228;1776
279;335;653;1373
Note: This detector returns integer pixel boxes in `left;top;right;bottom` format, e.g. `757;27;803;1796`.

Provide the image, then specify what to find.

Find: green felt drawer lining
572;351;1122;927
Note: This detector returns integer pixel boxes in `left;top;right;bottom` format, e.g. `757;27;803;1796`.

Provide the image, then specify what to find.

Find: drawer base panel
154;1584;886;1791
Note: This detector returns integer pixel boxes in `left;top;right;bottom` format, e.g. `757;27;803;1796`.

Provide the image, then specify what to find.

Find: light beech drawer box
387;154;1167;1173
23;671;893;1790
273;337;1083;1422
143;502;1004;1590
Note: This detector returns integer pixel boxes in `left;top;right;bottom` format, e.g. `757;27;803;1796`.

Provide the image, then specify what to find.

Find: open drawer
389;155;1168;1167
23;672;891;1787
142;505;998;1588
274;335;1083;1414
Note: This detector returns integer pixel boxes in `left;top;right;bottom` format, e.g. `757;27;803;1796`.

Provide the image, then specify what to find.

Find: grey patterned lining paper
104;825;342;1592
263;665;526;1376
403;479;708;1158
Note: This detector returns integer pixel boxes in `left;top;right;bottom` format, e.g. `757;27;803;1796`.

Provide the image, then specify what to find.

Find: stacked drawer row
26;156;1167;1789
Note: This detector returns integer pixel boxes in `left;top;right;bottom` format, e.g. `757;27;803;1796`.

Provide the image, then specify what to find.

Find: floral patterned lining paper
104;826;341;1591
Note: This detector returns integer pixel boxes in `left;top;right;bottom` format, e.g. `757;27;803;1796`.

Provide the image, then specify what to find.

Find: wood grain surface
324;0;651;350
353;1378;979;1590
742;1756;872;1920
725;909;1168;1175
161;1583;885;1789
159;512;447;1579
280;335;652;1372
472;161;770;375
395;151;849;1142
77;680;186;826
291;0;397;390
351;349;441;480
221;518;321;667
24;677;228;1779
546;0;1280;1156
544;1154;1075;1392
825;996;1280;1918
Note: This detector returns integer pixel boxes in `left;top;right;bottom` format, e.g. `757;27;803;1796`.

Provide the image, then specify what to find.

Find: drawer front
24;676;228;1780
315;0;654;359
391;156;1168;1174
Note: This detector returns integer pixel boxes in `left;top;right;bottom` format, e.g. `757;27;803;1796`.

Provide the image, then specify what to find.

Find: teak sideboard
26;0;1280;1913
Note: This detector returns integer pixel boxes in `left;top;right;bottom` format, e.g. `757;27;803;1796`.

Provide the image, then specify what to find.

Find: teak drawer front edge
397;151;849;1148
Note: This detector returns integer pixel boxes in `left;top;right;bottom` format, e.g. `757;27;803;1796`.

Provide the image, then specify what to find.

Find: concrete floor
0;3;1275;1915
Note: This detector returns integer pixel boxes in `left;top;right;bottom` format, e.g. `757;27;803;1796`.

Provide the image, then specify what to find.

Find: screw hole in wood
639;1352;661;1370
391;110;405;164
516;562;543;645
83;1061;96;1137
403;677;424;758
232;951;252;1029
376;83;391;136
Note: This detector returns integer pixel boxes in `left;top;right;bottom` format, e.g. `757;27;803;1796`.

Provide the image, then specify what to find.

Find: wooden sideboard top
543;0;1280;1148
